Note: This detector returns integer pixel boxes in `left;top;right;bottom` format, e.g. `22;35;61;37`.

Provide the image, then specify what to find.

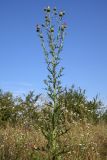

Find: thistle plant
36;6;67;160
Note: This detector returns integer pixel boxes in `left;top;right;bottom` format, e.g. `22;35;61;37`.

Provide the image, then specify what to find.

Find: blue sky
0;0;107;103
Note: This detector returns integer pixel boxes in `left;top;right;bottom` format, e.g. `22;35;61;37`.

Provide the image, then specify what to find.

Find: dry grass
0;124;47;160
0;122;107;160
60;122;107;160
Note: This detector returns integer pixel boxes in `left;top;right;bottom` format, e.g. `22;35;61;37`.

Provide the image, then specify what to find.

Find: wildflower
50;27;54;32
59;11;65;17
47;6;50;12
61;23;67;31
33;145;38;150
61;25;65;31
65;109;68;113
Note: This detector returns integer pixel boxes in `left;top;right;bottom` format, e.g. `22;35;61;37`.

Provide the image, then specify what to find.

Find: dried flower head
50;27;54;32
59;11;65;17
61;23;67;31
47;6;50;12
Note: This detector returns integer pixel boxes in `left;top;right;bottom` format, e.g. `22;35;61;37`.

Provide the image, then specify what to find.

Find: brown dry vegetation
0;122;107;160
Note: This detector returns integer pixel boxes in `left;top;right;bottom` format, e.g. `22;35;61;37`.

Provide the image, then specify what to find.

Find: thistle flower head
59;11;65;17
61;23;67;31
50;27;54;32
47;6;51;12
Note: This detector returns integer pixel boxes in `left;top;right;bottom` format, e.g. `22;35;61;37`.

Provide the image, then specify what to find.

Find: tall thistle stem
36;6;67;160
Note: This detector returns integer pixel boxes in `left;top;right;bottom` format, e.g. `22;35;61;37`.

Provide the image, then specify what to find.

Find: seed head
61;23;67;31
50;27;54;32
59;11;65;18
59;12;63;17
47;6;50;12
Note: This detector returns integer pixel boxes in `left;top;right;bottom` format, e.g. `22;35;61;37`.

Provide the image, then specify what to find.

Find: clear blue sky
0;0;107;103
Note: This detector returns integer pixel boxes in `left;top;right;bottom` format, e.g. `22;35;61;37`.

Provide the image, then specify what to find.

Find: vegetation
0;6;107;160
0;88;107;160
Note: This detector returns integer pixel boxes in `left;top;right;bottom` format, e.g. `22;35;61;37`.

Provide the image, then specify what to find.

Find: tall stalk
36;6;67;160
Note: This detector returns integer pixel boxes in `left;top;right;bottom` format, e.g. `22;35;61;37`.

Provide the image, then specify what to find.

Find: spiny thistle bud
59;11;65;17
50;27;54;32
36;25;40;32
61;23;67;31
61;25;64;31
47;6;50;12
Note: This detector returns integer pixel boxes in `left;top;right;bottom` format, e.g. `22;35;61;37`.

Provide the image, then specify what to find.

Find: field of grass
0;122;107;160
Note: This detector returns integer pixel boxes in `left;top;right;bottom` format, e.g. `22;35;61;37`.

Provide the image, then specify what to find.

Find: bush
58;86;102;123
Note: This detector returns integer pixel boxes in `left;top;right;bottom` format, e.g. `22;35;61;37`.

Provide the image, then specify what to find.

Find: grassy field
0;122;107;160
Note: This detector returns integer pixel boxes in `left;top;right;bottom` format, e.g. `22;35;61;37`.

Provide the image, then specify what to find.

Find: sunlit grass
0;122;107;160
